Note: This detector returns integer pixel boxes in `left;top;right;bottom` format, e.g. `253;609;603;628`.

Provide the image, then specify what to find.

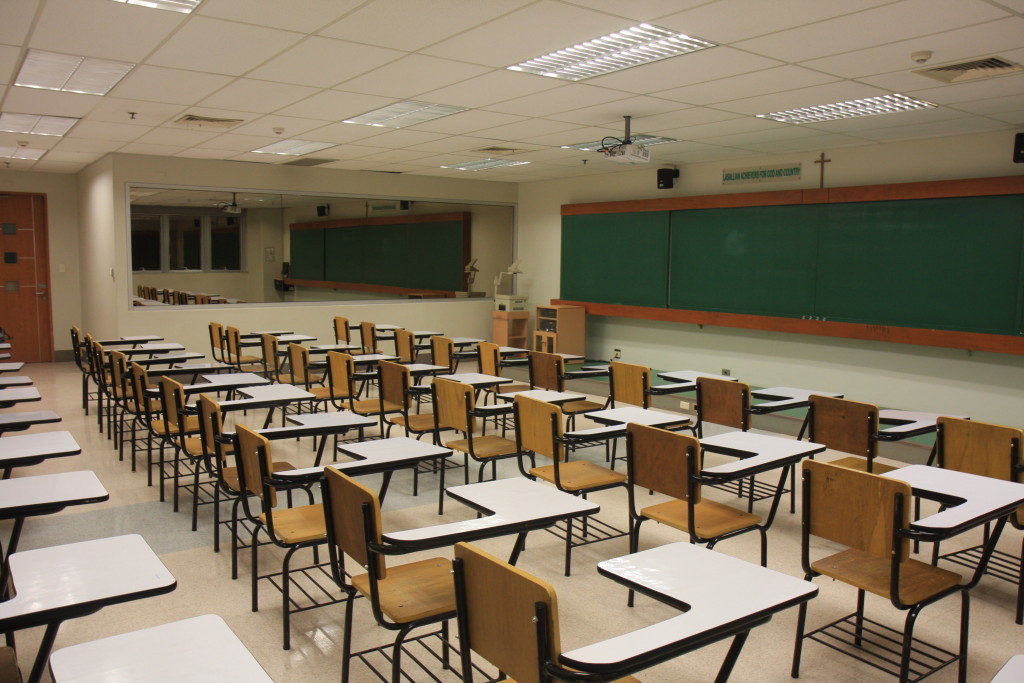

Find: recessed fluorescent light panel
756;94;936;124
0;113;78;136
110;0;202;12
0;146;47;160
562;134;678;151
15;50;135;95
441;159;530;171
251;139;337;156
508;24;716;81
343;101;466;128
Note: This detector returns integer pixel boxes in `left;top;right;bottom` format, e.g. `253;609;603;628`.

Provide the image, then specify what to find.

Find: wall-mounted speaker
316;204;330;217
657;168;680;189
1014;132;1024;163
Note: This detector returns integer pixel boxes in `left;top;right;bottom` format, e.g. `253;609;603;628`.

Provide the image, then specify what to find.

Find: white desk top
498;389;584;404
0;411;62;431
656;369;738;390
277;437;450;479
243;330;291;338
498;346;530;354
118;343;185;354
351;353;398;363
0;471;107;516
195;372;268;391
991;655;1024;683
237;384;314;401
412;330;443;338
50;614;272;683
884;465;1024;534
0;375;33;386
699;432;826;477
556;353;585;361
0;431;81;463
129;352;205;366
877;409;967;437
272;333;317;344
0;387;42;404
120;335;163;342
0;362;25;373
0;343;10;349
383;478;598;546
449;337;484;346
287;411;376;429
0;534;175;627
587;406;691;427
144;362;228;377
435;373;512;387
405;363;448;375
750;387;843;411
560;543;816;669
310;343;361;353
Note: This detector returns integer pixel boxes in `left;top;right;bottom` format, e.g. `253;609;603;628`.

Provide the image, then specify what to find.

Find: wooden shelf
492;310;529;348
534;305;585;356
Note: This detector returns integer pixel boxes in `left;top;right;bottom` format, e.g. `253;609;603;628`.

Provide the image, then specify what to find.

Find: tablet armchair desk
0;431;80;479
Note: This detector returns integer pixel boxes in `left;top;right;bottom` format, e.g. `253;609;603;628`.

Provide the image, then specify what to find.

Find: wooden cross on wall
814;152;831;189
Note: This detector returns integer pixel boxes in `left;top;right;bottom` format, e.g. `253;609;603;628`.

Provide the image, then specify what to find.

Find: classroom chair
156;377;205;519
931;416;1024;624
393;328;417;364
333;315;351;344
792;460;968;682
224;326;262;373
69;326;97;414
326;352;388;429
321;467;456;683
234;425;340;650
359;321;379;354
378;361;434;439
513;394;626;576
287;343;331;411
259;334;297;384
527;351;605;429
625;423;767;590
208;321;226;363
806;394;896;474
430;335;457;374
478;341;530;395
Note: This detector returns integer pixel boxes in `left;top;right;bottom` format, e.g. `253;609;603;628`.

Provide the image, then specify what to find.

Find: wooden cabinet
534;305;585;356
491;310;529;348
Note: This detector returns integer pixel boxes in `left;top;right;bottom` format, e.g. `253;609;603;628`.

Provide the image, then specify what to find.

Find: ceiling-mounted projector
221;204;243;215
604;143;650;164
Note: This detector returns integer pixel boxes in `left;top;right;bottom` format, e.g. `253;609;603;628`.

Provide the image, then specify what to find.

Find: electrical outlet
612;349;621;360
721;368;731;376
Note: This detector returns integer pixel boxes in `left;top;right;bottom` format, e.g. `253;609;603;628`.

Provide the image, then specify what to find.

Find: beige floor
3;360;1021;682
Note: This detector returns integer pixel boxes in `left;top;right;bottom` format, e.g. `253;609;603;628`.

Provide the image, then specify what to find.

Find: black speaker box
316;204;330;217
657;168;680;189
1014;132;1024;163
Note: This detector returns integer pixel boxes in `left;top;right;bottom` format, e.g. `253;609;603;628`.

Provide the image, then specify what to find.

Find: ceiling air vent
173;114;244;129
915;56;1023;83
473;146;521;156
282;157;335;167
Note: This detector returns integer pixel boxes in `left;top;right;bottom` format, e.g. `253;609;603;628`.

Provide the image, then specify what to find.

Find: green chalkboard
669;205;821;317
289;228;325;280
561;211;670;308
323;220;465;290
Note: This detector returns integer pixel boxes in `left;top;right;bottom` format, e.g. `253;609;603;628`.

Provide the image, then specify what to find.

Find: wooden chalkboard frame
558;176;1024;356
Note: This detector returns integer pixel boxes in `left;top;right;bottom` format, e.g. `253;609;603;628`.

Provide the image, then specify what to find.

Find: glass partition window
131;209;244;272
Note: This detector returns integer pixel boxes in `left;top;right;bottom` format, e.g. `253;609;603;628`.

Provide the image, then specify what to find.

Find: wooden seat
626;423;766;582
807;394;898;474
932;417;1024;624
432;377;519;484
513;394;626;576
234;425;339;650
321;467;455;683
452;542;640;683
792;460;968;682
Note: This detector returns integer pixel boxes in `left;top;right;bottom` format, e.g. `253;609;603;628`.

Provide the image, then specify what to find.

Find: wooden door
0;193;53;362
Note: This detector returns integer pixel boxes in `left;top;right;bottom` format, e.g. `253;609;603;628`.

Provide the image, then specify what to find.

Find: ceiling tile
147;16;303;77
735;0;1011;63
584;47;783;94
483;83;631;117
84;97;184;126
407;110;525;135
197;132;281;152
248;37;404;89
607;107;740;135
904;72;1024;105
548;96;689;127
50;137;128;154
857;115;1010;141
118;142;188;155
354;128;450;149
659;116;781;141
110;65;234;106
228;114;333;138
654;66;839;106
66;120;147;142
472;117;579;141
133;127;220;147
198;78;319;114
37;149;105;164
29;0;185;62
299;121;392;145
0;0;40;46
421;0;632;67
335;55;493;99
948;93;1024;116
525;125;625;147
403;135;509;154
0;45;21;87
558;0;708;22
32;160;90;172
799;106;969;133
417;70;563;109
275;90;396;121
714;81;890;116
0;131;59;149
319;0;532;52
3;88;102;118
197;0;364;33
173;147;237;159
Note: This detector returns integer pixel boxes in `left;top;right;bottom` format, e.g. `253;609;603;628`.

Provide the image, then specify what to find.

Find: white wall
517;130;1024;425
0;168;81;352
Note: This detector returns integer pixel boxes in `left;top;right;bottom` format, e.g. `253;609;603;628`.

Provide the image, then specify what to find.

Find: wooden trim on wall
290;211;470;231
553;300;1024;356
561;175;1024;215
284;278;456;298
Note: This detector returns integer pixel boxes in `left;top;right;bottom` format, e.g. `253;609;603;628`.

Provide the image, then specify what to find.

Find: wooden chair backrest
194;294;211;305
235;424;276;507
610;361;649;408
454;542;560;683
477;342;500;376
208;322;225;361
626;423;700;502
431;336;455;373
161;289;173;304
697;377;750;430
379;361;410;410
394;329;416;363
528;351;562;392
158;376;187;434
938;416;1022;481
287;343;310;385
109;351;129;399
325;352;356;401
515;395;563;461
808;395;878;457
804;459;910;561
433;378;473;433
89;341;109;387
333;316;350;343
224;326;244;360
175;290;189;305
129;363;151;416
360;321;378;354
198;394;227;464
70;326;86;369
260;334;281;374
323;467;386;578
